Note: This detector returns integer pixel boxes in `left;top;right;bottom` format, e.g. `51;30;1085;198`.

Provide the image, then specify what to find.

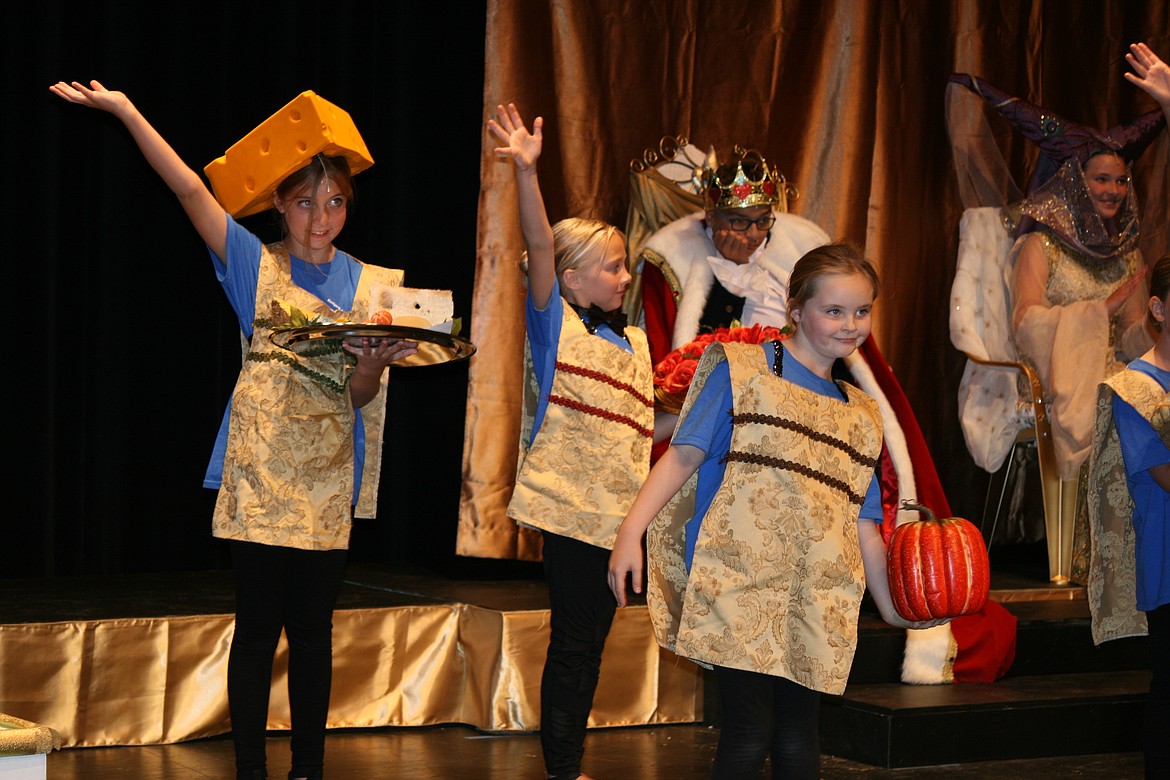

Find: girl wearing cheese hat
50;79;414;780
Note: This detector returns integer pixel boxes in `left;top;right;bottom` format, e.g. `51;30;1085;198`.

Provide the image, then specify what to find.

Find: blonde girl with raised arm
488;103;654;780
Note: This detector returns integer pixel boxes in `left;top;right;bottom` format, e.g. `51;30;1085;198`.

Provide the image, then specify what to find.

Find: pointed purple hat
948;73;1166;194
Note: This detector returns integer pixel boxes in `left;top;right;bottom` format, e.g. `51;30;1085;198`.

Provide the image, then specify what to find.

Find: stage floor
0;540;1085;625
1;544;1132;775
0;561;556;624
34;725;1146;779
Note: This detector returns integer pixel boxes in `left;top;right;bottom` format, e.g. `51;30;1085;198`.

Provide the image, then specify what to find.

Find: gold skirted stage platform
0;564;703;749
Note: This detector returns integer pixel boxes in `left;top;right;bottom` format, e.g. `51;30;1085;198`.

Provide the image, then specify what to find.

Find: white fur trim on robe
635;210;831;348
844;350;920;526
901;624;958;684
674;252;716;349
950;207;1025;473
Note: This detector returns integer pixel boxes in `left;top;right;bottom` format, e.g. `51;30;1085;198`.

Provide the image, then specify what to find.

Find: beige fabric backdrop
458;0;1170;560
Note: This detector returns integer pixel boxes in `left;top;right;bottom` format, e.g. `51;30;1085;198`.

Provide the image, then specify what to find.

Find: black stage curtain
10;2;488;577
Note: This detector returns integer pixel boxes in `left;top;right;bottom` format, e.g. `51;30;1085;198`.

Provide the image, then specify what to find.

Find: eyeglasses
717;213;776;232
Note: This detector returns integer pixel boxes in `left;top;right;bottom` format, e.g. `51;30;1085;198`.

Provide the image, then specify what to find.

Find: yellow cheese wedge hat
204;91;374;218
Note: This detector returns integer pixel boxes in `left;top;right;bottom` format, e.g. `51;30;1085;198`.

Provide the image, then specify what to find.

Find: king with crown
635;147;829;367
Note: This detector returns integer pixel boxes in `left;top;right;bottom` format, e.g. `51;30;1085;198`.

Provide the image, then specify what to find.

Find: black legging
539;531;617;780
711;665;821;780
1146;603;1170;779
228;540;347;779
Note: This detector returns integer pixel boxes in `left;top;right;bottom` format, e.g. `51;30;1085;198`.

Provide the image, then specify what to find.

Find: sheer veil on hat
945;71;1167;259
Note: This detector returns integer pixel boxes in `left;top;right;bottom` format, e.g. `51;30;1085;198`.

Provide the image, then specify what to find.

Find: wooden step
849;583;1149;685
820;669;1149;767
703;556;1154;768
824;576;1152;767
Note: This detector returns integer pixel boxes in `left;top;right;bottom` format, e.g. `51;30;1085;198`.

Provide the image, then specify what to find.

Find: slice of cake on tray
369;285;455;332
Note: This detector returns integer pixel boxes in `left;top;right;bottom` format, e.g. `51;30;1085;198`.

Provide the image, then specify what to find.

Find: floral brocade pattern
507;308;654;550
1086;372;1166;644
648;343;882;694
212;244;359;551
1154;398;1170;450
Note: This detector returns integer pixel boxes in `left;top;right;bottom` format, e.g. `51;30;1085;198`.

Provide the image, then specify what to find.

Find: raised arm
49;80;228;260
1126;42;1170;124
487;103;556;308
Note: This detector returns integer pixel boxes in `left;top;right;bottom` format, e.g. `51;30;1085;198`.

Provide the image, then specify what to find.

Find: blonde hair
520;218;624;278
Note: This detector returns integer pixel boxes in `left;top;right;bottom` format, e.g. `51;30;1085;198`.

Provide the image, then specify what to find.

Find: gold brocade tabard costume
1155;397;1170;450
212;243;403;551
1086;369;1167;645
647;342;882;695
507;305;654;550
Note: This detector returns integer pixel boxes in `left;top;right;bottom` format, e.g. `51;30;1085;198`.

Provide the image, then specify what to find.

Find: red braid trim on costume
720;451;867;505
730;412;878;469
554;361;654;407
548;395;654;438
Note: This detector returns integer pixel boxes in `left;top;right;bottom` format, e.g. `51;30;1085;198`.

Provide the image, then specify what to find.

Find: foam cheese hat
204;91;374;218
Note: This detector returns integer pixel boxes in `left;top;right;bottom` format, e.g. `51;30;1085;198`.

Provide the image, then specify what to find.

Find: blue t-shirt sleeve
526;281;563;361
209;214;264;336
678;359;733;569
672;361;733;456
860;473;882;523
525;282;563;443
1115;395;1170;477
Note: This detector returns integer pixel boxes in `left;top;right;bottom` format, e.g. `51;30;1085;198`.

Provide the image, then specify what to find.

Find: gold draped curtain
458;0;1170;560
0;606;700;747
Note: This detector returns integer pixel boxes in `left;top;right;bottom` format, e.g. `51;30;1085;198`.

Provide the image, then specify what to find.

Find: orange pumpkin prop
887;500;990;621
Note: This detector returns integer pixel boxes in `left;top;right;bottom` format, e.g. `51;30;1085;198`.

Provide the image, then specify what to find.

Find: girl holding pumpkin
1086;251;1170;778
608;242;947;779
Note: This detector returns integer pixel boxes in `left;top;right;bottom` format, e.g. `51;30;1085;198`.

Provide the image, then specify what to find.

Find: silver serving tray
270;324;476;367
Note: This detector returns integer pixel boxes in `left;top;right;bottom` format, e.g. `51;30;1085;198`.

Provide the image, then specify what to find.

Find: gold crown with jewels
697;147;785;211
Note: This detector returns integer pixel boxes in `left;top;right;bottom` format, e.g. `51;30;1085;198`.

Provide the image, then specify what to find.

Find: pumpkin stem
899;499;935;521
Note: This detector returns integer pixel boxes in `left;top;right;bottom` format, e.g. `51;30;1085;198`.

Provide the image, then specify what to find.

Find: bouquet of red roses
652;322;792;414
